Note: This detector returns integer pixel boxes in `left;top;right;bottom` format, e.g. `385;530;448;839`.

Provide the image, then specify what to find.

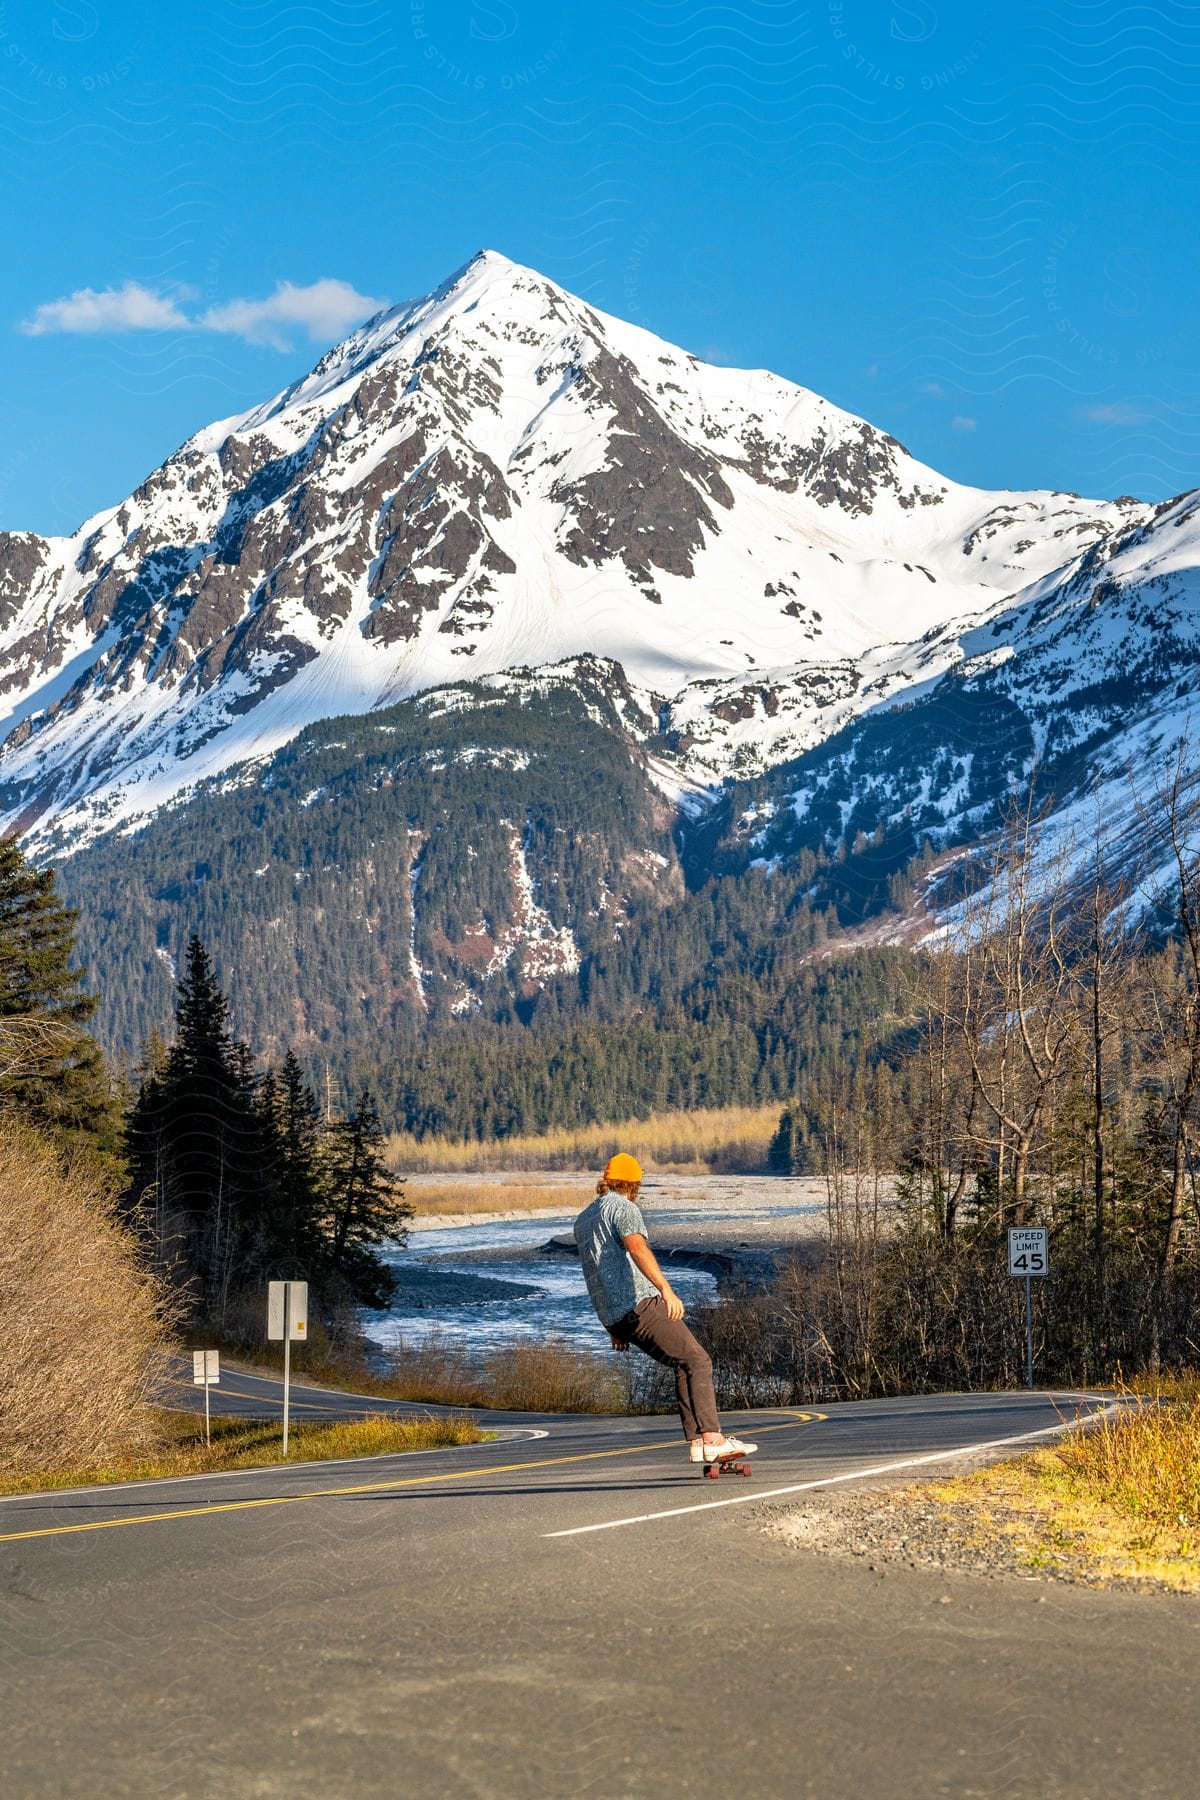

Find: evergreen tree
0;836;117;1162
252;1052;327;1277
322;1089;410;1307
125;936;264;1317
767;1107;796;1175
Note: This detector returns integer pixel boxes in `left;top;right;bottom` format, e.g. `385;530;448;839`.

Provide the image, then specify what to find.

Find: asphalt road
158;1358;489;1423
2;1388;1196;1799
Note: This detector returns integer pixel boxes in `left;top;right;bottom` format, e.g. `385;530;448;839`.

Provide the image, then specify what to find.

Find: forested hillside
62;663;672;1046
57;660;916;1137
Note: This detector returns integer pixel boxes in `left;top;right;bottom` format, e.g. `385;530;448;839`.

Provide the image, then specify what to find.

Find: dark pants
612;1295;721;1439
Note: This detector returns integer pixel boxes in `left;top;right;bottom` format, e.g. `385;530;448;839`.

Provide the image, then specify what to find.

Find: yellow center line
164;1380;457;1416
169;1383;377;1415
0;1413;824;1545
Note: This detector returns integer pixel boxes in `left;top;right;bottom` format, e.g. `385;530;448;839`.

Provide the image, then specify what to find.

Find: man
573;1152;757;1464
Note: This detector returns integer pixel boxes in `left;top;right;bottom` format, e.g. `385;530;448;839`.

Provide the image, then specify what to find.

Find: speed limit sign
1008;1227;1048;1277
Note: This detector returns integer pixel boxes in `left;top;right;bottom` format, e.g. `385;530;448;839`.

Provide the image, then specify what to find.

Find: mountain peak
0;252;1170;864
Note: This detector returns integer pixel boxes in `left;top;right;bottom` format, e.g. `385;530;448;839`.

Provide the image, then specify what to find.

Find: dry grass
0;1408;484;1497
0;1124;170;1476
385;1332;626;1413
1125;1369;1200;1404
1054;1390;1200;1543
219;1328;629;1415
387;1104;781;1174
408;1180;583;1216
920;1389;1200;1591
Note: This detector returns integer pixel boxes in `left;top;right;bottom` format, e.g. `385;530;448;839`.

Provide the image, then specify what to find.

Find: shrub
384;1332;626;1413
0;1125;170;1474
1055;1391;1200;1537
483;1338;623;1413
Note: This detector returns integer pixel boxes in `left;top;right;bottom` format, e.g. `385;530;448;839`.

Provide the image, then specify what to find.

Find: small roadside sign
267;1280;308;1457
192;1349;219;1447
267;1280;308;1340
1008;1227;1048;1278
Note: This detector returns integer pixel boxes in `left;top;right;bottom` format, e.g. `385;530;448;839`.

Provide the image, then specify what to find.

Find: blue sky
1;0;1197;535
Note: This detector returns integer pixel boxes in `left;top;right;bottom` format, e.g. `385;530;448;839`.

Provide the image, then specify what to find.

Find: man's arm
623;1232;685;1320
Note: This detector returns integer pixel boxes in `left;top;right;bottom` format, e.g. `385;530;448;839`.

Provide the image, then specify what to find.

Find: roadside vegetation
387;1104;781;1175
871;1384;1200;1592
0;1123;168;1478
1055;1382;1200;1545
0;1409;483;1498
382;1333;634;1413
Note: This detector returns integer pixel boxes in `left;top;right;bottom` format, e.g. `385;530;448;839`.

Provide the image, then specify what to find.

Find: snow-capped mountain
0;248;1168;861
721;485;1200;908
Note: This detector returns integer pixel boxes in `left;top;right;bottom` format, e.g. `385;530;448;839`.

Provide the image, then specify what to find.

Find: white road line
543;1405;1122;1539
0;1429;551;1507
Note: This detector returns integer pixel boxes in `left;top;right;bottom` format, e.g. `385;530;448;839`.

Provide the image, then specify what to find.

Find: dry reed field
408;1180;583;1216
386;1104;780;1175
0;1125;169;1476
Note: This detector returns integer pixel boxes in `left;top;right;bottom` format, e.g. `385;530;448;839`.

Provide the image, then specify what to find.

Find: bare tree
1138;740;1200;1287
1078;820;1138;1285
951;794;1082;1225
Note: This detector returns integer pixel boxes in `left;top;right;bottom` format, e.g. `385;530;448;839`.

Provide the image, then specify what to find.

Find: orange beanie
604;1152;643;1184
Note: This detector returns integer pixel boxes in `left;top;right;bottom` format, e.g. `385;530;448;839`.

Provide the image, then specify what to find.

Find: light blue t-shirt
573;1193;659;1328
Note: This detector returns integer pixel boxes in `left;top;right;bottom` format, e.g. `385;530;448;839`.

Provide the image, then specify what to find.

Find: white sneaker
703;1435;757;1463
688;1439;705;1462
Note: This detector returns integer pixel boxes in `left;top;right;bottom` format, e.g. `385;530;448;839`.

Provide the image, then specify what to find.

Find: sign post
1007;1228;1049;1389
267;1280;308;1456
192;1348;220;1448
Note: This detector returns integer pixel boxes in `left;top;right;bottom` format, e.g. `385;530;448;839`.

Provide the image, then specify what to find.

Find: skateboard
702;1452;753;1480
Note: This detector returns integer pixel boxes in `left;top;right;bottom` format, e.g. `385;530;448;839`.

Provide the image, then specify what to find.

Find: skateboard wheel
740;1465;752;1477
704;1465;719;1479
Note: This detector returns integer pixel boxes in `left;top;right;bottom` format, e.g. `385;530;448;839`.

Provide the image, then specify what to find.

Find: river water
361;1178;828;1359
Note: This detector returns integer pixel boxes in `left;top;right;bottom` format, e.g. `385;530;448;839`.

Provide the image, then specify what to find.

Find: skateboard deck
702;1452;753;1479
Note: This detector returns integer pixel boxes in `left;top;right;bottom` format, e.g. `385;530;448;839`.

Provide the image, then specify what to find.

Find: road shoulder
767;1441;1199;1595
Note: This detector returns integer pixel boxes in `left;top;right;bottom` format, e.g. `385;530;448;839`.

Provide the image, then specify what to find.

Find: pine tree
0;836;117;1162
322;1089;410;1307
251;1051;327;1277
125;936;265;1318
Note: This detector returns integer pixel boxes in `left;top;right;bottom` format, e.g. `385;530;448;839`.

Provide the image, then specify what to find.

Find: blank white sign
267;1280;309;1340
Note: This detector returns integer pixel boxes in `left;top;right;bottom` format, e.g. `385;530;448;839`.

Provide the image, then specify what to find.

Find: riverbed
362;1174;829;1359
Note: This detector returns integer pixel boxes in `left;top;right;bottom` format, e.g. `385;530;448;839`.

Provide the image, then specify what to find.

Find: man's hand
661;1284;685;1322
624;1231;686;1320
610;1334;629;1352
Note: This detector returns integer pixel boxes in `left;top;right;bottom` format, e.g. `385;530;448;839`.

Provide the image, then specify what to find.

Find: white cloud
18;277;387;349
951;414;977;432
198;279;389;350
1082;403;1151;426
920;380;945;397
19;281;194;336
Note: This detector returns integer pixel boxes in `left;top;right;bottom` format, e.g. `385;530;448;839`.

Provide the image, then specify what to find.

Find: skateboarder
573;1153;757;1464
